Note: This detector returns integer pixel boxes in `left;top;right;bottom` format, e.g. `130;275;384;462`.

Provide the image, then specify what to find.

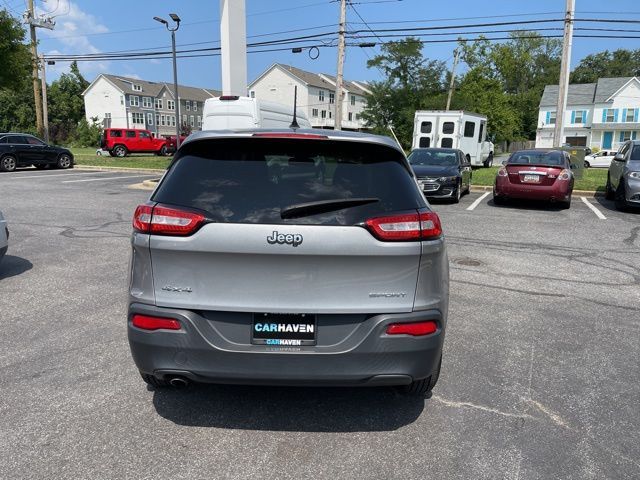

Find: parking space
0;173;639;479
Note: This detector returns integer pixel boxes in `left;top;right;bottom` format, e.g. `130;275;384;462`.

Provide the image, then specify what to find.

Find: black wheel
451;181;461;204
400;355;441;397
614;181;628;211
605;174;615;200
484;152;494;167
56;154;72;169
157;145;168;156
584;161;590;168
140;372;169;388
113;145;128;157
108;150;116;157
0;155;17;172
560;199;571;209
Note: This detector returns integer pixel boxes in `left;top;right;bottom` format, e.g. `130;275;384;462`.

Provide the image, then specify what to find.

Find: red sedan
493;149;575;209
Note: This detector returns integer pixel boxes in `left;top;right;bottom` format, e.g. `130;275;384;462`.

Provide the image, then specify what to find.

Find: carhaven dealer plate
252;313;316;346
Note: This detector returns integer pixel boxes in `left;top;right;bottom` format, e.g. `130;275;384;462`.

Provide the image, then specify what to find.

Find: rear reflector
252;133;328;139
132;314;181;331
386;321;438;336
219;95;240;101
133;204;205;236
365;211;442;241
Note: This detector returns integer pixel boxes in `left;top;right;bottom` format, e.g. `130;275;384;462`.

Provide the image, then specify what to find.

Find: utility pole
334;0;347;131
27;0;43;138
554;0;575;148
40;56;49;144
220;0;247;97
24;1;55;140
445;48;460;111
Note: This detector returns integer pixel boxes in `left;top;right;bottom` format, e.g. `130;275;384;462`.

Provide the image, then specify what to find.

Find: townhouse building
82;74;220;137
248;63;371;131
536;76;640;150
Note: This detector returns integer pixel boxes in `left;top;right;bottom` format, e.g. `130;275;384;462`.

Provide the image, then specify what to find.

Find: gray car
0;210;7;262
128;129;449;396
606;140;640;210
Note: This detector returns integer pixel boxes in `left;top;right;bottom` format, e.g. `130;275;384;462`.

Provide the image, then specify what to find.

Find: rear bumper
625;176;640;204
494;179;572;201
128;303;445;387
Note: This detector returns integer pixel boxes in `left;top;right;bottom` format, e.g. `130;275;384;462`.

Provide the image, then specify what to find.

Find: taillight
219;95;240;101
386;320;438;336
497;167;508;177
557;169;571;180
133;204;205;236
132;314;181;331
252;133;328;139
365;211;442;242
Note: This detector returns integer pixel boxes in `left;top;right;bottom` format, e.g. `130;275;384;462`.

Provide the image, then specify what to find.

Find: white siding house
248;64;371;131
82;74;219;137
536;77;640;150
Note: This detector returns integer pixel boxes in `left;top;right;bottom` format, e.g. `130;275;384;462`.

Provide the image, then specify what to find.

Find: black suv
0;133;74;172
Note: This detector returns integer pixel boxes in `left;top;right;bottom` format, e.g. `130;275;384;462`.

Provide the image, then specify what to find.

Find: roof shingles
539;76;638;107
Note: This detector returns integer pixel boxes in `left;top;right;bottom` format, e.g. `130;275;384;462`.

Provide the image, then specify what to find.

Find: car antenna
289;85;300;130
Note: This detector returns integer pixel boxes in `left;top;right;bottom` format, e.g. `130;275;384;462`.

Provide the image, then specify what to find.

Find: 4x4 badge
267;231;303;247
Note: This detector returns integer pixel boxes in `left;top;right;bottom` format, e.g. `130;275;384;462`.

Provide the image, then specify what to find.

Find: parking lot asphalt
1;168;639;479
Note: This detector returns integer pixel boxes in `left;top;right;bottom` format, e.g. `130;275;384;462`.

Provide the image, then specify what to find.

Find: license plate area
523;174;541;183
252;313;316;346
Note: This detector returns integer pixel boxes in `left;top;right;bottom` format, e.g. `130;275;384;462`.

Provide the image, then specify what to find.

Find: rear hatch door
148;135;427;314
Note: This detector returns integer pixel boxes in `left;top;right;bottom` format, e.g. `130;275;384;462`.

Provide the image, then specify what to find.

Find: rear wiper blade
280;197;379;219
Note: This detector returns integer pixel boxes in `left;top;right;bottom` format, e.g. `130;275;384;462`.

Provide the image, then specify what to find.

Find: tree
571;49;640;84
47;62;90;144
361;38;446;149
0;9;31;92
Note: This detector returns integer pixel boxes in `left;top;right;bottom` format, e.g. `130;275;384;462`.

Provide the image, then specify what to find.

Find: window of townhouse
168;100;175;110
190;115;195;127
626;109;635;122
132;112;144;124
130;95;139;107
318;90;325;102
329;92;334;104
185;101;191;111
312;108;318;117
142;97;152;108
155;99;163;109
147;113;153;125
348;112;353;121
350;95;356;106
621;131;632;142
606;109;615;122
548;111;556;124
193;102;197;112
574;111;584;123
321;110;326;119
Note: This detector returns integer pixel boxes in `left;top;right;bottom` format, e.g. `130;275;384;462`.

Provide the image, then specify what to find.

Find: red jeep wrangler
101;128;169;157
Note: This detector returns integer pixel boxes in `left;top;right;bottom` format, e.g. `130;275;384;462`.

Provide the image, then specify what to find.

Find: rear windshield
152;137;426;225
631;145;640;161
509;151;565;166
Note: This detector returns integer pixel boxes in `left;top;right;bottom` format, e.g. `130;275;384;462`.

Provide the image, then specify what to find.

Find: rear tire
140;372;169;388
157;145;168;156
605;174;615;200
400;355;442;397
0;155;17;172
484;152;493;167
56;154;72;169
560;198;571;209
614;182;628;211
584;161;590;168
113;145;128;158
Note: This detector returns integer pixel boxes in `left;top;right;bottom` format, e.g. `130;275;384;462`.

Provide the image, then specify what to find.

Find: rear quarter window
110;130;123;137
153;138;426;226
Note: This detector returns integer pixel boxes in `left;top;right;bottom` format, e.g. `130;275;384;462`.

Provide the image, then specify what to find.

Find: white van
412;111;494;167
202;96;312;130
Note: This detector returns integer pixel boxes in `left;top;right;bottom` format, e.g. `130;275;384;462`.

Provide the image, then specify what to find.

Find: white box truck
411;110;494;167
202;96;312;130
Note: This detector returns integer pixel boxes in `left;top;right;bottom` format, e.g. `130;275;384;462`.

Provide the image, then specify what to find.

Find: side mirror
614;153;625;161
569;163;577;170
502;159;508;166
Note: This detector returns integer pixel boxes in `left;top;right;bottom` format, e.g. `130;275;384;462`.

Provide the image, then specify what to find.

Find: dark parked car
606;140;640;211
493;149;574;208
407;148;472;203
128;129;449;396
0;133;74;172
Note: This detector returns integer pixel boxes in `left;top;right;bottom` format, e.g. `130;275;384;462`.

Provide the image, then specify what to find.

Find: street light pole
154;14;182;149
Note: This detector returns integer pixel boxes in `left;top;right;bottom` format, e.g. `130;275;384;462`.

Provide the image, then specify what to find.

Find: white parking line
580;197;606;220
466;192;491;211
5;172;112;180
62;174;155;183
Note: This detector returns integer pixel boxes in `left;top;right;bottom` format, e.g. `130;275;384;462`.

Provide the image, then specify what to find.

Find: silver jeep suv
128;130;449;396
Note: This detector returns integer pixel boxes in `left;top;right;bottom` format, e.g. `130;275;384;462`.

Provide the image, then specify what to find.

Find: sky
3;0;640;89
